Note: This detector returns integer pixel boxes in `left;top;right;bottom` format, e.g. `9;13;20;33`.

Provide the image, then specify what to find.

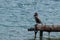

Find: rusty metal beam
28;25;60;32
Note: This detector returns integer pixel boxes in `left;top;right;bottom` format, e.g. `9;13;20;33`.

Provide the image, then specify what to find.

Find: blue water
0;0;60;40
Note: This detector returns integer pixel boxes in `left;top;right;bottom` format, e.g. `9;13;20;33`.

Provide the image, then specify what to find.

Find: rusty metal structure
28;25;60;32
28;24;60;40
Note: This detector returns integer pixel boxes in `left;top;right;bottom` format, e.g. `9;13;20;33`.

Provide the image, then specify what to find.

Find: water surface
0;0;60;40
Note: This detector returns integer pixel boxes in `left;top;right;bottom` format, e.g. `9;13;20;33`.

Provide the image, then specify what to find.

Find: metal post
40;30;43;40
48;32;50;40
